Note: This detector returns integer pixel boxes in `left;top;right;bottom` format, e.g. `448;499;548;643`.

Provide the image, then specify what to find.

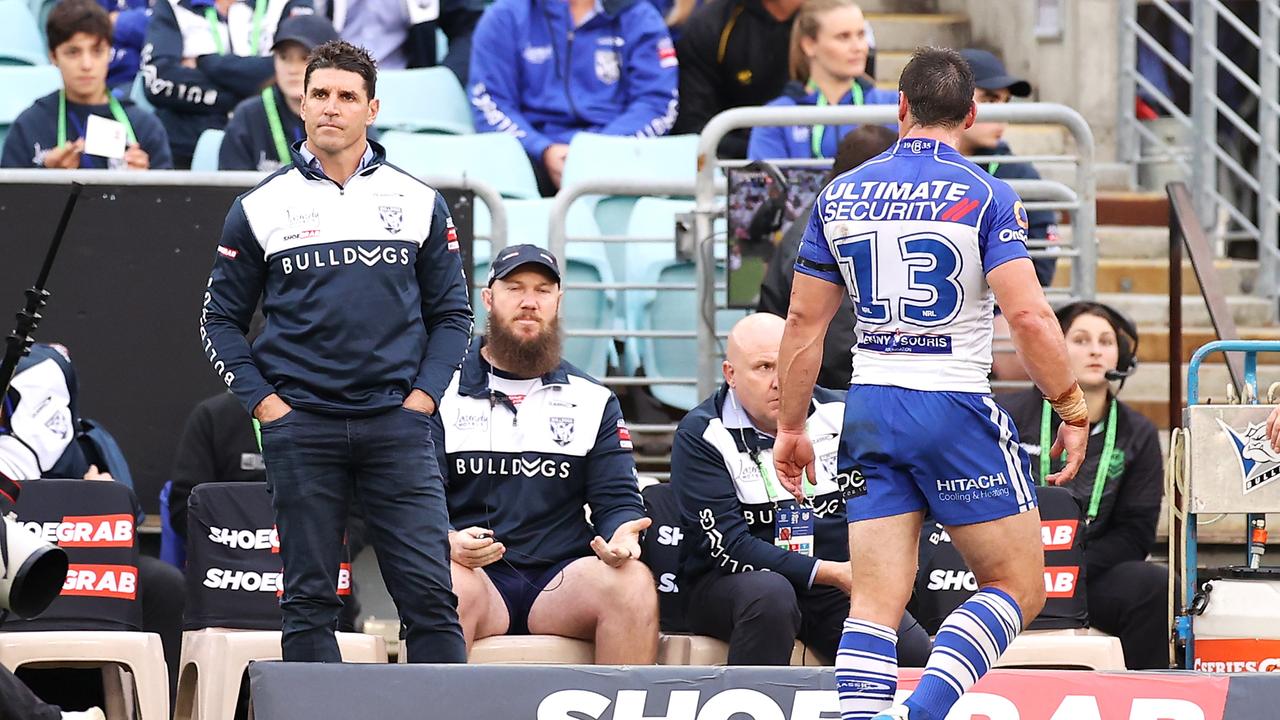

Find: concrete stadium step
1055;225;1170;258
1098;292;1274;327
865;13;970;51
1123;361;1280;403
1037;162;1135;192
1051;258;1259;295
1136;326;1280;365
1002;124;1071;157
875;50;912;86
1096;191;1169;226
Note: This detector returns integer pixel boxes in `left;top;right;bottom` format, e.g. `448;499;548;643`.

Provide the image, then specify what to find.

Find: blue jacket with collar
671;384;853;591
435;338;646;568
199;139;473;417
468;0;680;161
746;78;898;161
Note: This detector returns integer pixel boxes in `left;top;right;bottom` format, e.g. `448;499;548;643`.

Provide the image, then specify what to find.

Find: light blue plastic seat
0;1;46;65
380;130;540;199
0;65;60;130
374;67;473;135
559;133;699;235
127;72;154;113
635;260;746;410
191;129;224;171
472;252;618;379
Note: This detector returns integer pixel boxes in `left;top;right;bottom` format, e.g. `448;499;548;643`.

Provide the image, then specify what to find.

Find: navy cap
487;244;561;286
961;49;1031;98
271;14;340;53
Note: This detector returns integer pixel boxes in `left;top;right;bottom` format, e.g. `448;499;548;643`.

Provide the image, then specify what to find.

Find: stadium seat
127;72;154;114
472;196;601;248
374;67;473;135
191;129;224;171
470;636;595;664
0;631;169;720
0;1;47;65
0;65;61;145
995;628;1126;671
633;260;746;410
473;238;618;379
617;197;690;370
174;629;386;720
560;133;699;235
656;634;821;666
380;130;540;199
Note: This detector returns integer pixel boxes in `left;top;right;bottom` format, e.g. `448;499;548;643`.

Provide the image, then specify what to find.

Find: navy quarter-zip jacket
199;139;473;417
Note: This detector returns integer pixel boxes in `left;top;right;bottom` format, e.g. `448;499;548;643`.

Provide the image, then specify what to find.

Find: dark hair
305;40;378;99
46;0;112;53
825;124;897;183
1055;301;1140;378
898;46;975;128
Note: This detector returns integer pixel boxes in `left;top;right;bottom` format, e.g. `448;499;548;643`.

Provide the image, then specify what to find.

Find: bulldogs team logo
594;50;620;85
549;416;575;446
379;205;403;234
1217;419;1280;494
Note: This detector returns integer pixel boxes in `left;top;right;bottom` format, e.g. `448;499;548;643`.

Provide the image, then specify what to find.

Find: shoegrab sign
248;665;1234;720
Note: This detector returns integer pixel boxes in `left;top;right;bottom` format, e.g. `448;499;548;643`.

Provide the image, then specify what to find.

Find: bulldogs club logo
1217;419;1280;493
379;205;403;234
550;416;575;446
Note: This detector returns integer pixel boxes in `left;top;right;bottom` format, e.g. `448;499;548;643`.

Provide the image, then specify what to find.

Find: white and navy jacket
671;385;854;590
141;0;313;159
435;339;645;568
199;139;473;417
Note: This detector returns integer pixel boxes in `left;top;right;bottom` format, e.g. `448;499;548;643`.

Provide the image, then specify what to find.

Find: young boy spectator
958;48;1059;286
672;0;803;158
469;0;679;194
140;0;313;168
218;14;339;171
2;0;171;170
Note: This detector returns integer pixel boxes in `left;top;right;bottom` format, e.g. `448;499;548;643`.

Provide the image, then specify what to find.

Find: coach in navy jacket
671;313;930;666
142;0;313;167
199;41;472;664
468;0;679;192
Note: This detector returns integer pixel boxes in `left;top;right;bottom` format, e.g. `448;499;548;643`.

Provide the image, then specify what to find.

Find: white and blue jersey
796;137;1036;525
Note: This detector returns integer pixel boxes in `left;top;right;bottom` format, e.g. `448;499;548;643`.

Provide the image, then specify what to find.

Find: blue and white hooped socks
835;617;900;720
904;586;1023;720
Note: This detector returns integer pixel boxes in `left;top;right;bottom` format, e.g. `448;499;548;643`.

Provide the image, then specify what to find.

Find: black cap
961;49;1031;98
487;244;561;286
271;14;340;53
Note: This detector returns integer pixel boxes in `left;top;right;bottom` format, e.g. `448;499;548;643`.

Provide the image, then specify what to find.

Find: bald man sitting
669;313;931;666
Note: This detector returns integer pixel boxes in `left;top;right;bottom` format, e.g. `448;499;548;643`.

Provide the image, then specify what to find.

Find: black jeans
260;406;465;663
685;571;932;666
1088;560;1170;669
0;663;59;720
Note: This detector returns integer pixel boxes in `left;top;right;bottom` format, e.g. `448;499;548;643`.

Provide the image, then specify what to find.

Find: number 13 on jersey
832;230;966;328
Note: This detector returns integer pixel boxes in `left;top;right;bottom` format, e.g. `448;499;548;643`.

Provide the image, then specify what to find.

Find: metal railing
695;103;1099;396
1119;0;1280;298
0;169;510;251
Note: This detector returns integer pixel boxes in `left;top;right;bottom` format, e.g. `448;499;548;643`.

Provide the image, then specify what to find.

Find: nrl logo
378;205;403;234
549;416;575;446
1217;419;1280;494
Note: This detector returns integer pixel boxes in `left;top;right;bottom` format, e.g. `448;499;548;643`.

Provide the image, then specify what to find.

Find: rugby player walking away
772;47;1089;720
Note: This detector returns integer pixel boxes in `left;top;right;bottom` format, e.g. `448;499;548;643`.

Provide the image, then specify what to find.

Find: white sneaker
870;706;912;720
61;708;106;720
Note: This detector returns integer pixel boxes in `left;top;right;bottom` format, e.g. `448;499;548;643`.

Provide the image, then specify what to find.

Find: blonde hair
789;0;862;83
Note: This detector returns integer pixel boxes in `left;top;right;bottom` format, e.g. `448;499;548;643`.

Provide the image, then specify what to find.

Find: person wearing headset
746;0;894;161
996;301;1169;669
670;312;931;666
434;245;658;662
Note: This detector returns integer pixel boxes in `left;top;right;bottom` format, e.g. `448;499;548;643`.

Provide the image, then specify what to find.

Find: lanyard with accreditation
742;431;819;557
809;81;864;159
205;0;269;56
1038;399;1117;523
57;91;136;147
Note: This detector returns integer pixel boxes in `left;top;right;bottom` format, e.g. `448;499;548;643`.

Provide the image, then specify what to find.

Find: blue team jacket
469;0;680;161
747;79;898;161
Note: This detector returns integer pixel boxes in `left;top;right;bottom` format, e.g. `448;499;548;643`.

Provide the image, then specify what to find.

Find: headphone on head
1053;301;1139;382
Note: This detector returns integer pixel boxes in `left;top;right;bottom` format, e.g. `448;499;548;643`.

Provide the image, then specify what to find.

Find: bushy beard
485;313;563;378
